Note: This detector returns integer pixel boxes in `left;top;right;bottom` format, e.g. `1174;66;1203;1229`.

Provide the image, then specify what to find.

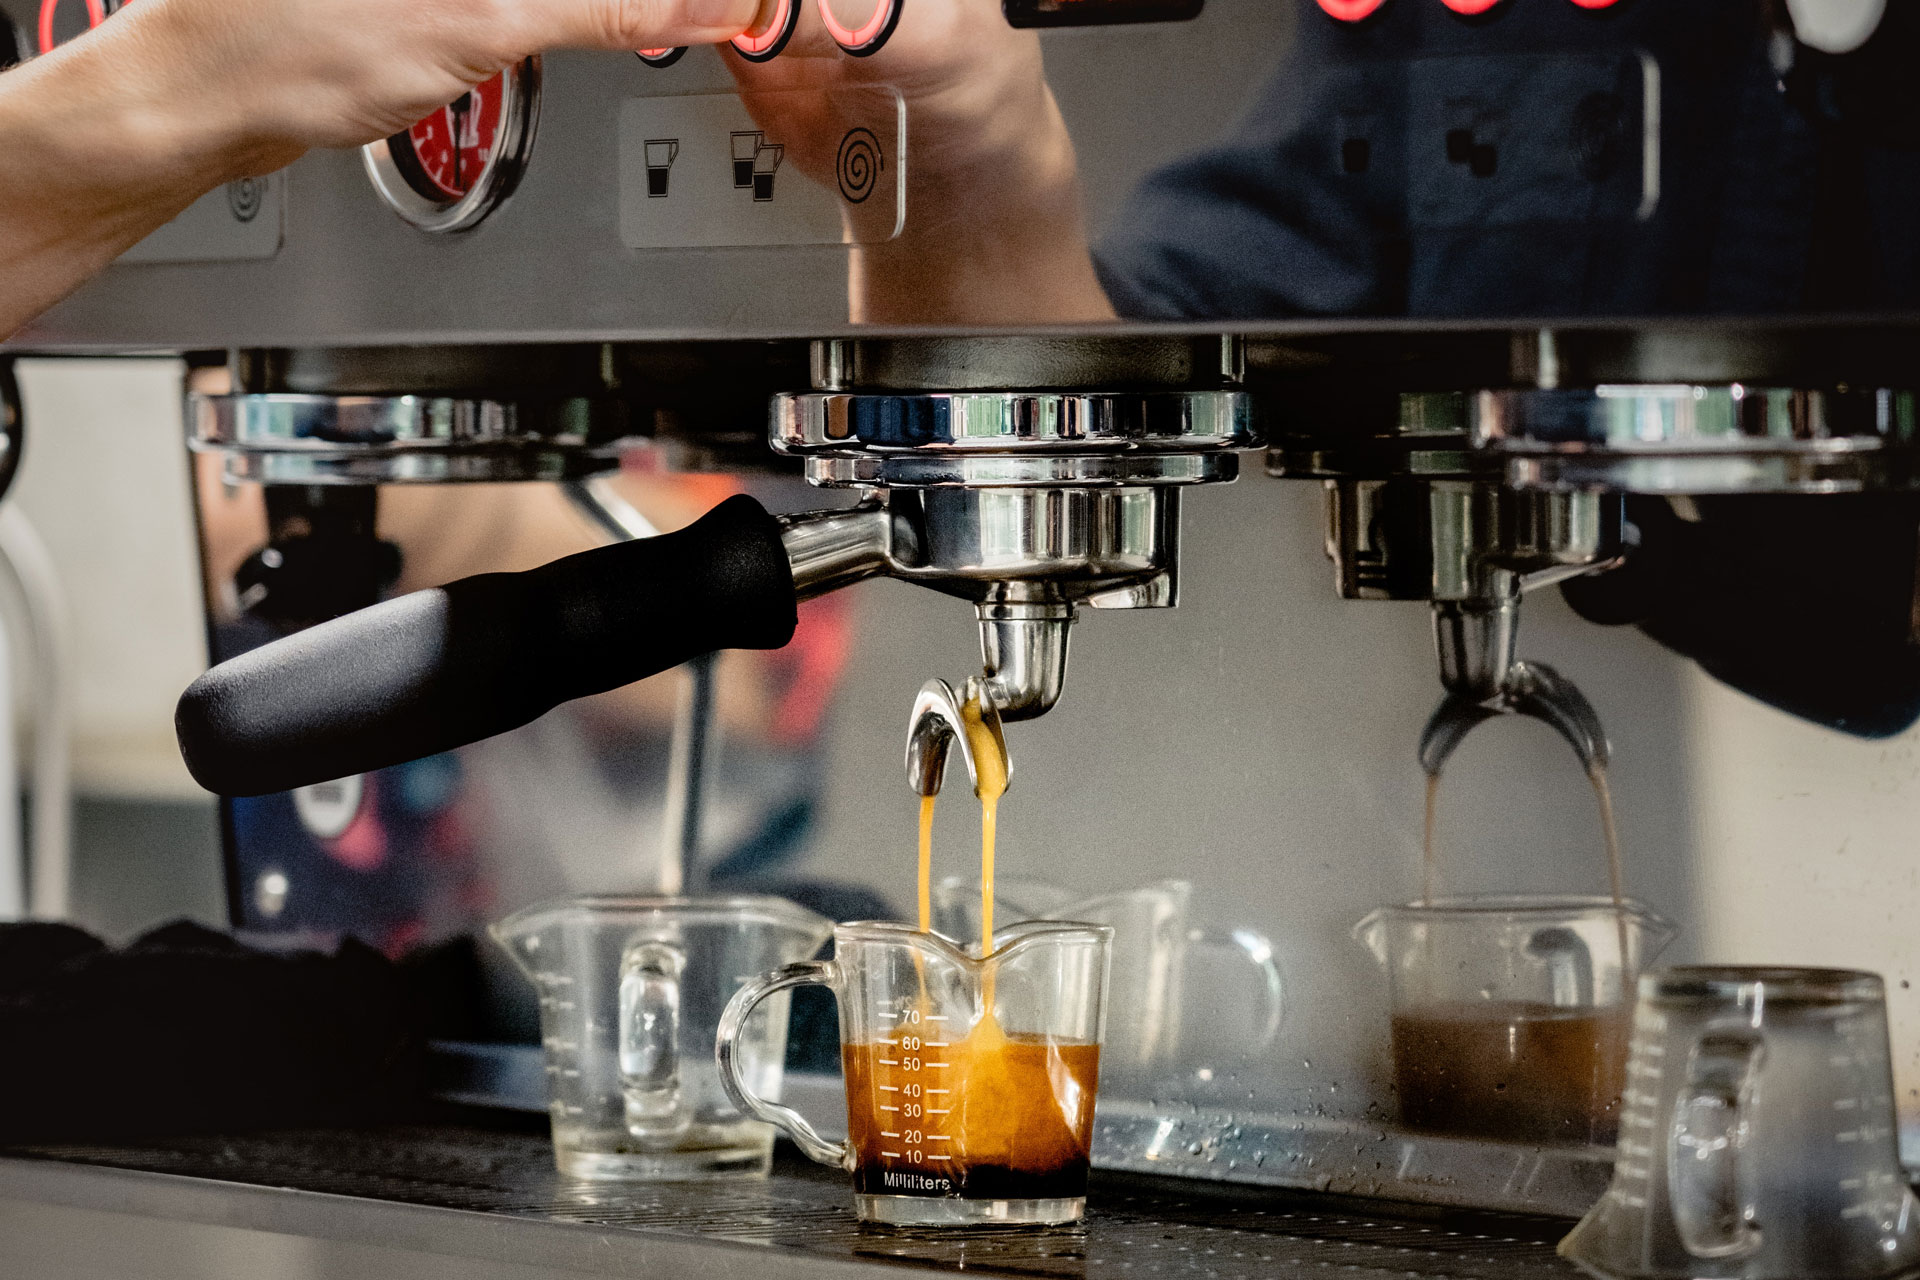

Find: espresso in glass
1391;1001;1631;1144
718;920;1111;1226
843;1032;1100;1201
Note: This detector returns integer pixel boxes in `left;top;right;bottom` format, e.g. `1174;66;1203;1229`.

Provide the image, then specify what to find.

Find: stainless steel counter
0;1123;1578;1279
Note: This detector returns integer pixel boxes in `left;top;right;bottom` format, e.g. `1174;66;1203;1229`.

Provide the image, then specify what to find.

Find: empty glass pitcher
491;895;832;1181
1354;895;1675;1146
1562;966;1920;1280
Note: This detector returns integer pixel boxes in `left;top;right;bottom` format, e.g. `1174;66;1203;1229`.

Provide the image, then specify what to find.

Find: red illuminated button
637;46;686;66
1566;0;1620;8
731;0;799;61
1317;0;1384;21
818;0;902;55
1440;0;1502;12
401;76;506;200
38;0;108;54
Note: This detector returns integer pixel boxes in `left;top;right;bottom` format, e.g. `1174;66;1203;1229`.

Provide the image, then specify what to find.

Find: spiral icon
226;177;264;223
836;128;882;205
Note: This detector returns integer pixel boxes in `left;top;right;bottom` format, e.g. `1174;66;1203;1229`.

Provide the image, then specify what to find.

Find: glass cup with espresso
716;919;1111;1227
1354;895;1675;1147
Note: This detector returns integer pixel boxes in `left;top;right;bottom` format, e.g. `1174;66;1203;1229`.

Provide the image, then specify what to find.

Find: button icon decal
752;144;785;201
644;138;679;197
619;90;903;249
731;130;762;187
837;127;883;204
731;130;786;201
226;177;265;222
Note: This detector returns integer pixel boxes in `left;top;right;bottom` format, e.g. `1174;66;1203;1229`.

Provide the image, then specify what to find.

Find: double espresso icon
730;131;785;202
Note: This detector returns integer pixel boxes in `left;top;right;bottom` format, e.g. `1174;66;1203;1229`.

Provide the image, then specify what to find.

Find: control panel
21;0;1876;348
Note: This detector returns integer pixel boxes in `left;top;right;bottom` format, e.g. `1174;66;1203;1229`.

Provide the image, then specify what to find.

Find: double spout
905;677;1011;799
1420;589;1611;779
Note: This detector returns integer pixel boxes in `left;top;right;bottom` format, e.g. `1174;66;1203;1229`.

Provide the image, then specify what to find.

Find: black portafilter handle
176;495;798;797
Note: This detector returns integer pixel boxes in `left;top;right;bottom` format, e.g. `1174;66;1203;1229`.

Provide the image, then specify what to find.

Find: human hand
720;0;1114;323
0;0;773;334
102;0;767;175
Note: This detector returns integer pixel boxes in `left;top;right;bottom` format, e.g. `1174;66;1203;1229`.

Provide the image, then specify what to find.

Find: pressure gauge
363;58;540;233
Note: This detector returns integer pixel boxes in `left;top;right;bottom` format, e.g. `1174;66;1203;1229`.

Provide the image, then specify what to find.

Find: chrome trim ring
1477;385;1920;493
800;450;1239;488
190;392;637;484
216;450;620;485
771;390;1257;455
362;58;541;234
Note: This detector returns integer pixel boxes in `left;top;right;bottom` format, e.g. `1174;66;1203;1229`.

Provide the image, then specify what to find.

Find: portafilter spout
906;677;1009;798
1418;657;1612;780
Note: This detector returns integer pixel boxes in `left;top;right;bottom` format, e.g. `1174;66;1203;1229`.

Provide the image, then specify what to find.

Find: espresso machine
7;0;1920;1270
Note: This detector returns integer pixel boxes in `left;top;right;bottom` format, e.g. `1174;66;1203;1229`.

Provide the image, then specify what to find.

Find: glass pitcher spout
859;917;1112;966
488;893;834;978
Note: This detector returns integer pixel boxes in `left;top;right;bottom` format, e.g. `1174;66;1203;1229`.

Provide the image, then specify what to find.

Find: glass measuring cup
491;895;832;1180
932;877;1281;1088
1562;967;1920;1280
1354;895;1675;1146
716;920;1111;1227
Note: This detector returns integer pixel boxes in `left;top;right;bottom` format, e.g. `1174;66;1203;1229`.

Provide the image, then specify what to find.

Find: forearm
0;10;284;340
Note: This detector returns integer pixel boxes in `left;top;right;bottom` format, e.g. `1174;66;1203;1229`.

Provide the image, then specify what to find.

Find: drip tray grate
5;1123;1581;1279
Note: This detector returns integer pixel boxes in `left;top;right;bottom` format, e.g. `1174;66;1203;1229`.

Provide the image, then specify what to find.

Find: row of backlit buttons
1321;0;1618;18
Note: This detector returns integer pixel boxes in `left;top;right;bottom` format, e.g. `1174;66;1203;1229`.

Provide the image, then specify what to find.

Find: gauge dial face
363;58;539;232
393;74;508;201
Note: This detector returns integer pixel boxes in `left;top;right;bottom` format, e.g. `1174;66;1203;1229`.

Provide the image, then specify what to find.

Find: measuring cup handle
1667;1027;1765;1261
618;940;686;1127
716;960;852;1171
1188;924;1284;1048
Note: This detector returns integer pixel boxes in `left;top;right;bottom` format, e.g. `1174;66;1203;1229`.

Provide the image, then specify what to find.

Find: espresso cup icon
730;131;761;188
644;139;678;198
752;144;784;202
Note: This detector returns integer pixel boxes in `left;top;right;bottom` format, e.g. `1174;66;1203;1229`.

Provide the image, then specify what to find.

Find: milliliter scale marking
876;1004;953;1166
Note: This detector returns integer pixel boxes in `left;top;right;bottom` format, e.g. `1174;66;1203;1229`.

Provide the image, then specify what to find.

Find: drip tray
0;1121;1580;1279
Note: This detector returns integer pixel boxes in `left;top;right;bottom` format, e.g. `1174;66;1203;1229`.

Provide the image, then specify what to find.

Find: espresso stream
880;688;1098;1200
1421;765;1626;927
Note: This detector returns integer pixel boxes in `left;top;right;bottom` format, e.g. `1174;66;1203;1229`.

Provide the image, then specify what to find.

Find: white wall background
12;358;207;799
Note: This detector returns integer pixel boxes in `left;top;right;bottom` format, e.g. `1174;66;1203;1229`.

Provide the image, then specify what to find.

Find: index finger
514;0;765;53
